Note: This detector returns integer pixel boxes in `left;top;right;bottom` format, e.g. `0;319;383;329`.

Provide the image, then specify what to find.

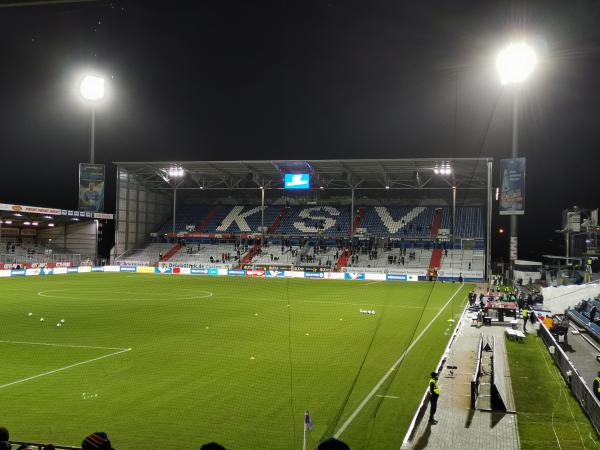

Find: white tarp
542;281;600;314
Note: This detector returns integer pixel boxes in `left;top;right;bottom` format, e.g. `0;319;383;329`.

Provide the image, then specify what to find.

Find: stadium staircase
351;207;365;232
427;209;444;271
238;243;262;267
267;207;287;234
195;205;222;232
160;243;182;262
335;250;351;271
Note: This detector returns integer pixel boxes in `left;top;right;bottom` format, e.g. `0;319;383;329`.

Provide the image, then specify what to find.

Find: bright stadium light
167;166;185;178
4;220;11;224
79;75;106;101
496;42;537;85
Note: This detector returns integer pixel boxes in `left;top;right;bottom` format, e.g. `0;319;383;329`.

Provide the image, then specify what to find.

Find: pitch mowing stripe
333;283;465;439
0;348;132;390
0;340;128;351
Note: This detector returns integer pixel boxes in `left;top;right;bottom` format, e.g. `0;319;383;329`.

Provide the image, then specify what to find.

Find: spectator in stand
82;432;114;450
316;438;350;450
0;426;9;450
200;443;226;450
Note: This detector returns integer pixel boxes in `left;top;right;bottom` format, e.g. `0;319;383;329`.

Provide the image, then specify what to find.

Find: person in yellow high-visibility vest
593;372;600;401
428;371;440;424
522;308;528;333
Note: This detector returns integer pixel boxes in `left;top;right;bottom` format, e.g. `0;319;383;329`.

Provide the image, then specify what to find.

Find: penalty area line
0;348;132;390
333;283;465;439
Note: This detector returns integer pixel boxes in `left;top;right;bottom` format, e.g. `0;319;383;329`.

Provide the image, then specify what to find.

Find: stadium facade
113;158;493;281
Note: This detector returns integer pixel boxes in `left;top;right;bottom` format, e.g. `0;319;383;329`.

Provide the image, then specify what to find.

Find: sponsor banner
324;272;345;279
179;268;191;275
79;163;105;212
284;173;310;189
136;266;156;274
344;272;365;280
191;268;209;275
11;270;26;276
21;228;37;236
1;227;19;236
172;267;181;274
386;273;408;281
304;272;324;279
510;237;518;261
93;212;113;219
53;267;68;274
119;266;136;272
92;267;104;272
0;203;62;215
246;270;265;277
78;266;92;273
209;268;220;275
0;270;12;277
266;270;285;277
365;273;386;281
228;269;246;276
155;266;172;274
0;262;71;270
103;265;121;272
499;157;526;215
26;269;41;276
67;267;80;274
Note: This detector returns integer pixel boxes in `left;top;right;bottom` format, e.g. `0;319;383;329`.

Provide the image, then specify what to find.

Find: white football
28;312;33;317
40;318;44;322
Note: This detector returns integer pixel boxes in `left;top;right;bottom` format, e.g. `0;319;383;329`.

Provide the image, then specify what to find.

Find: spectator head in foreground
0;428;8;442
317;437;350;450
0;442;10;450
82;432;114;450
200;444;226;450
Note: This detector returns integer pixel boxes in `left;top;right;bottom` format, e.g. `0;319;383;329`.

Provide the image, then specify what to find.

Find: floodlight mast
496;41;536;272
79;75;106;164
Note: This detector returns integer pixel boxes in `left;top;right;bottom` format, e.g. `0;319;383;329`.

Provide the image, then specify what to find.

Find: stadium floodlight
13;213;22;217
79;75;105;101
4;220;11;224
23;221;31;225
48;223;55;227
433;162;452;176
32;222;39;226
496;42;537;85
385;185;390;190
166;166;185;178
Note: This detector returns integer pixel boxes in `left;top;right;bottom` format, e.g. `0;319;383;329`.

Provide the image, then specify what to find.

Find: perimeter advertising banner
499;158;525;215
78;163;105;212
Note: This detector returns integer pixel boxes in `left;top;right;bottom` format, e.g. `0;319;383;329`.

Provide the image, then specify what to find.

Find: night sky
1;0;599;260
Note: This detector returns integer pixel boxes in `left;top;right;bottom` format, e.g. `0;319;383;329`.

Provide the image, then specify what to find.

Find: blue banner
266;270;285;277
92;267;104;272
304;272;324;279
191;268;209;275
67;267;80;274
228;269;246;276
386;274;408;281
119;266;136;272
499;158;525;215
11;270;26;276
155;267;172;274
208;268;219;275
344;273;365;280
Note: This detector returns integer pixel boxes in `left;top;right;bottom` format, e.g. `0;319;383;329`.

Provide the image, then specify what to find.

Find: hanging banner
499;158;525;215
78;163;105;212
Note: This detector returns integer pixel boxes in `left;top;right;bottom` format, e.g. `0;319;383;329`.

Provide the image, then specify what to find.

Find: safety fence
538;323;600;437
470;334;484;409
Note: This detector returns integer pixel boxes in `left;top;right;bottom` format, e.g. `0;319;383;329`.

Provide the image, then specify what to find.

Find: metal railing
538;323;600;437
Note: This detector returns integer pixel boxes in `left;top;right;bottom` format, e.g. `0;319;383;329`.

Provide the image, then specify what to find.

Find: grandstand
113;159;492;281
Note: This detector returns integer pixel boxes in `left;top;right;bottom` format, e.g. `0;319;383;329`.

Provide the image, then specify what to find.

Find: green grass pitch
1;274;469;449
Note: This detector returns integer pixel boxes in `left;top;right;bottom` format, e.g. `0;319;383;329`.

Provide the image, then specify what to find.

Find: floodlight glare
167;167;185;178
496;42;537;85
79;75;106;101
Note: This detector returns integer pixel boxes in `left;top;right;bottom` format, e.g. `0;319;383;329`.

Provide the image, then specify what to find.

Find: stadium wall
37;222;97;257
115;168;171;256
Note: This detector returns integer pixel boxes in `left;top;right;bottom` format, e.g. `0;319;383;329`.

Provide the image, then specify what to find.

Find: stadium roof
114;158;492;191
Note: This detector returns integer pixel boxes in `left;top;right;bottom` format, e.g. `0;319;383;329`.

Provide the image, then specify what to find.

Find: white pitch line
362;281;383;286
333;283;465;439
376;394;401;399
0;340;128;351
0;348;132;390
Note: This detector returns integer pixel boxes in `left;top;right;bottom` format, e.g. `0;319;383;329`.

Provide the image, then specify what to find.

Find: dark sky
1;0;599;260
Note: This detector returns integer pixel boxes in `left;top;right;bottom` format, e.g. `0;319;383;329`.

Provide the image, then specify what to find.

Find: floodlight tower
79;75;106;163
496;42;537;269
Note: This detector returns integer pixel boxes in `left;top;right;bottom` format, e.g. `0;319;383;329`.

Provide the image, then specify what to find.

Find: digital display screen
284;173;310;189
